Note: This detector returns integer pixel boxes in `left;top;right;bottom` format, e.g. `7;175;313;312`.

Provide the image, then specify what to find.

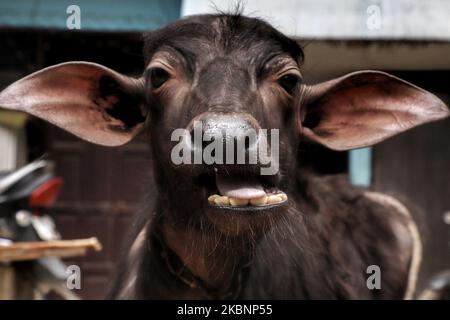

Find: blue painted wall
0;0;181;31
349;147;373;187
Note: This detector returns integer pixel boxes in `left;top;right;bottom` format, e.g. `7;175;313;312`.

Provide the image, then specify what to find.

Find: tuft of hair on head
212;0;245;17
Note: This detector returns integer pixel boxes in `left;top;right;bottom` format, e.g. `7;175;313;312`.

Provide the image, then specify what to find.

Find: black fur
108;13;412;300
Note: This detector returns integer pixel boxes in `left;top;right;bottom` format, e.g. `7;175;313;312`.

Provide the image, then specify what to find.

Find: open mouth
204;171;287;210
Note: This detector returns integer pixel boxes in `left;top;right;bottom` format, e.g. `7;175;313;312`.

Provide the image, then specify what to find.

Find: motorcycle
0;159;101;299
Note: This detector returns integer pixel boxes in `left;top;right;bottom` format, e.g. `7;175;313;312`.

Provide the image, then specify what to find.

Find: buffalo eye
278;74;300;95
150;67;170;89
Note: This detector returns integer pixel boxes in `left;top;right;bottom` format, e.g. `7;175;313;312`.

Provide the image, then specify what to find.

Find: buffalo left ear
0;62;146;146
300;71;449;151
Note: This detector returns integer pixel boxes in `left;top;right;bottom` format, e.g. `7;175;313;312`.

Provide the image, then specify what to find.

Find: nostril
188;121;203;150
189;123;220;151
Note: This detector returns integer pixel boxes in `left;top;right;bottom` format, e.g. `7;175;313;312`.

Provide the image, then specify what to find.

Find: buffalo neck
157;210;255;298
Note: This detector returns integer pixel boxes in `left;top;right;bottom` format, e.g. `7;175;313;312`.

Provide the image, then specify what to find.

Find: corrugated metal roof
0;0;181;31
182;0;450;41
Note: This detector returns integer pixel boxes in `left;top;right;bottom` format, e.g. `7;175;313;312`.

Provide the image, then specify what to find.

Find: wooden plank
0;238;102;262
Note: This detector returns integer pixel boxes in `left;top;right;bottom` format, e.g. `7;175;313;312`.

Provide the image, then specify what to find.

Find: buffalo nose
188;112;261;156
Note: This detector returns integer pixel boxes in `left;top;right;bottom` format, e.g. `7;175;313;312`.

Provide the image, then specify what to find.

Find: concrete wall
182;0;450;40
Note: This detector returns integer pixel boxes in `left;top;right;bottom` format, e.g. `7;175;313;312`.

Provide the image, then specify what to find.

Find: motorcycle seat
0;160;50;195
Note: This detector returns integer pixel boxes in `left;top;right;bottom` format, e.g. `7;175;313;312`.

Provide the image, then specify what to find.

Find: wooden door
47;126;154;299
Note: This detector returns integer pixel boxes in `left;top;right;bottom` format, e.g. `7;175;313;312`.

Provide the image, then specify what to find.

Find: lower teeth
208;192;287;206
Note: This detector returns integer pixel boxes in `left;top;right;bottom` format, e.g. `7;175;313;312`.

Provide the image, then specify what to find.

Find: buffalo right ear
0;62;147;146
300;71;449;151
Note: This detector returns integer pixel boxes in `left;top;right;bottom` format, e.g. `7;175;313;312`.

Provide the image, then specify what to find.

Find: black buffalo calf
0;13;448;299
